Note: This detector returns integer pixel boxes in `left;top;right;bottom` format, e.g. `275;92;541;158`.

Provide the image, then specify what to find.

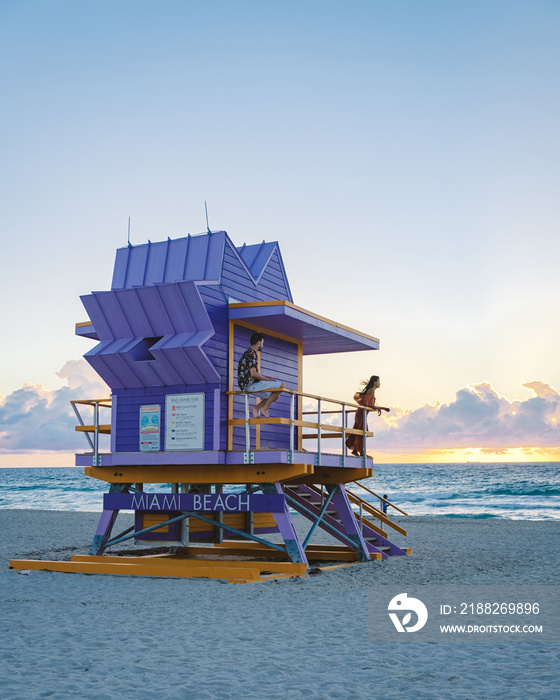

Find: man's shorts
244;380;282;399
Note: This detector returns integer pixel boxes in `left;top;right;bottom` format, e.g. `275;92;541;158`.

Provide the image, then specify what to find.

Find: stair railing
352;480;409;516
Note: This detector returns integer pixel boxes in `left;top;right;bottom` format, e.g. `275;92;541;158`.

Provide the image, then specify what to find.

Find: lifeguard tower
10;231;408;582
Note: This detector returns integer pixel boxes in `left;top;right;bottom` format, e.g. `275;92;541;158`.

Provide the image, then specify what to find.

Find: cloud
0;361;109;452
3;367;559;457
372;382;560;451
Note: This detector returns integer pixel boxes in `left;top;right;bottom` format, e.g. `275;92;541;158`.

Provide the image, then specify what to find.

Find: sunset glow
1;2;558;468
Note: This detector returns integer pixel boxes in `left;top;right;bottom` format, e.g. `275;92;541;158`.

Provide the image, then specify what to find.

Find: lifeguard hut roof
229;301;379;355
110;231;293;300
107;230;379;355
77;231;379;388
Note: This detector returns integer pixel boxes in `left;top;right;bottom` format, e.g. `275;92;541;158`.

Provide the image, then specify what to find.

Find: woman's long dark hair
359;375;379;394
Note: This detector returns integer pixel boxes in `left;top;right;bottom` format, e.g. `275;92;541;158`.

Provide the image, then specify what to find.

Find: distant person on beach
346;375;390;456
381;494;389;515
238;332;284;418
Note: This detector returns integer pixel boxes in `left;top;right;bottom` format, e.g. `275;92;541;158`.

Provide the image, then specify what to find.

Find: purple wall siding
236;242;292;302
221;242;291;303
231;325;299;450
198;286;229;374
113;384;220;453
221;243;267;301
198;285;230;450
255;249;292;300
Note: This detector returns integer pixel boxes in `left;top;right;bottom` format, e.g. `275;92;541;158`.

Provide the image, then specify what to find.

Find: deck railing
227;388;380;467
73;390;382;469
71;399;112;466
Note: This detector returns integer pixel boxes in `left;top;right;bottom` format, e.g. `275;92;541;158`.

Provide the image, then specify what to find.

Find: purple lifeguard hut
12;230;409;582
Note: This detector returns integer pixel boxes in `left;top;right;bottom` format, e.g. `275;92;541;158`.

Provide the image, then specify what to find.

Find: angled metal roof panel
237;241;277;280
164;236;189;282
111;232;226;290
80;295;114;341
75;321;98;340
135;286;175;336
85;342;147;388
114;288;155;338
123;245;149;288
153;284;195;332
206;232;227;278
152;345;218;385
81;294;131;340
144;240;169;285
184;233;210;281
81;281;218;388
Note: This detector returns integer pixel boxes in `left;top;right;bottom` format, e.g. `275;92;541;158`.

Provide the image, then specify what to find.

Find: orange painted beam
71;555;306;575
85;463;314;484
75;425;111;434
9;558;307;582
291;467;373;484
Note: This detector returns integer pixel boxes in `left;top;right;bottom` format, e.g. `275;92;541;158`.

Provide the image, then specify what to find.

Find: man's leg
250;381;284;418
257;386;283;418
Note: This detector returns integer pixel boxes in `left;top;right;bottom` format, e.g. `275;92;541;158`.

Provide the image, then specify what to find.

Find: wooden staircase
284;483;409;560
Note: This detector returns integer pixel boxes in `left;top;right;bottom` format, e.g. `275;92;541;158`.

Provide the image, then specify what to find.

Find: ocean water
0;463;558;520
353;462;560;520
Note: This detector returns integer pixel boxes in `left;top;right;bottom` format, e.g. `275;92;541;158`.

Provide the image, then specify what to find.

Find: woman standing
346;375;390;457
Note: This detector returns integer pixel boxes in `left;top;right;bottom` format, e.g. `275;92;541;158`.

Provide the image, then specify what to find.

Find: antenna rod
127;216;132;247
205;201;211;233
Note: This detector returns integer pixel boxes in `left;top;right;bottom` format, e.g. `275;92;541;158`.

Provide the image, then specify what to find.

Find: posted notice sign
165;393;205;451
139;405;161;452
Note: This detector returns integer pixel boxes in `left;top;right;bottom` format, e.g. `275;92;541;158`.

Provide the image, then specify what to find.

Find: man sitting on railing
238;332;284;418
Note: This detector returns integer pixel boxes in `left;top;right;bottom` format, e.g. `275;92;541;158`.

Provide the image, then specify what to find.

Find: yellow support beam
71;555;306;574
228;417;372;438
290;467;373;484
9;557;307;583
75;425;111;434
85;463;314;484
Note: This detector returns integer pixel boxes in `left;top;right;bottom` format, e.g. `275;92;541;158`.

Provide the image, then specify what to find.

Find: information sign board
139;404;161;452
165;393;204;451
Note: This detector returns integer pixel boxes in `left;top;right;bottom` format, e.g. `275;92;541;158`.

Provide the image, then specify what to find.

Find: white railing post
244;393;251;454
363;406;368;468
93;400;100;466
289;391;295;460
341;403;346;467
317;398;322;463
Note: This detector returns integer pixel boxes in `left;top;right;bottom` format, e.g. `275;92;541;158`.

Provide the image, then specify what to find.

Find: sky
1;0;559;465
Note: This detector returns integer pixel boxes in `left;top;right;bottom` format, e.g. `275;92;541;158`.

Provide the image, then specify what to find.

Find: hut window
130;337;162;362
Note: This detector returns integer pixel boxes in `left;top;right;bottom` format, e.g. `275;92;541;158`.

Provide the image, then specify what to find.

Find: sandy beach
1;510;558;699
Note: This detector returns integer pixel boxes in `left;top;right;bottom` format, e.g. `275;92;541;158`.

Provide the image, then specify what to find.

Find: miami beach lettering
129;493;249;511
103;492;285;513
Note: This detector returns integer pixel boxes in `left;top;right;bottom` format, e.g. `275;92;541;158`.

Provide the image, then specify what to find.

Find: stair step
365;539;392;552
